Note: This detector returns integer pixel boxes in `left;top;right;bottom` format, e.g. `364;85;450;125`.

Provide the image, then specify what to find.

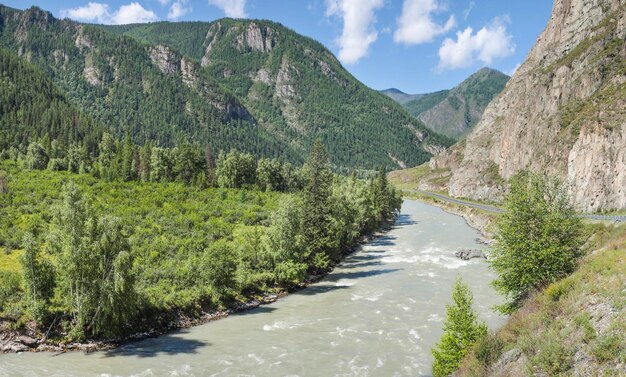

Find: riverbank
403;191;497;238
0;227;392;354
0;199;506;376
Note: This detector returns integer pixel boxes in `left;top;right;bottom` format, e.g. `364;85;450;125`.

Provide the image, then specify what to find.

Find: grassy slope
388;163;452;193
457;223;626;376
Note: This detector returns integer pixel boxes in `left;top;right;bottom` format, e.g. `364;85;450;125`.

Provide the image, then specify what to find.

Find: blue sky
4;0;553;93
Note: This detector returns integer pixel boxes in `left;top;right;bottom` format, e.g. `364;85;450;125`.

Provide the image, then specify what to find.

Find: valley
0;0;625;376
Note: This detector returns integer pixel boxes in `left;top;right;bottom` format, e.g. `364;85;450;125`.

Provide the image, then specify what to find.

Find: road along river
0;199;505;376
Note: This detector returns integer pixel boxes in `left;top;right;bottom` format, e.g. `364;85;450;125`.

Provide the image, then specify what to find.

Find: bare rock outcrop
447;0;626;212
233;22;276;53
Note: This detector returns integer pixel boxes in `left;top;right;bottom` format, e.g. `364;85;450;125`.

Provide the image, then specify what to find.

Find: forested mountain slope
405;68;509;140
447;0;626;211
0;5;452;169
381;68;509;140
0;48;102;153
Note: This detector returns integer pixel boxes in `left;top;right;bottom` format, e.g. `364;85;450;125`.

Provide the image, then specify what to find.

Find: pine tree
300;139;336;270
432;278;487;377
121;133;134;181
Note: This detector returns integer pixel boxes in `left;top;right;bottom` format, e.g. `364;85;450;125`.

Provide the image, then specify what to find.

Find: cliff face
448;0;626;211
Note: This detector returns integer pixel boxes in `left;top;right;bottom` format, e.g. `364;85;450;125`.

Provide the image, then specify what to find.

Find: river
0;199;505;376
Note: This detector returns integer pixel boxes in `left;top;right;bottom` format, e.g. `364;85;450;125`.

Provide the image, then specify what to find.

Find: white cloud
60;2;110;23
208;0;247;18
394;0;456;45
114;2;158;24
463;1;475;20
168;0;190;20
326;0;384;64
157;0;170;5
60;2;157;24
438;18;515;70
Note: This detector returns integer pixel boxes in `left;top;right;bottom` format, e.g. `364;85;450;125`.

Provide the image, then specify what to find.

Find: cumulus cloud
168;0;190;20
438;18;515;70
60;2;157;24
326;0;384;64
394;0;456;45
60;2;110;23
208;0;247;18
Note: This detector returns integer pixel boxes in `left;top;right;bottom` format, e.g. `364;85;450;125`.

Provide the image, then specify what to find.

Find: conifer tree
300;139;336;270
432;278;487;377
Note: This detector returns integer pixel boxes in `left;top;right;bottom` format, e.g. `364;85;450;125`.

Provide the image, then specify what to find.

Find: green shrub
592;333;623;363
0;270;22;312
490;172;585;313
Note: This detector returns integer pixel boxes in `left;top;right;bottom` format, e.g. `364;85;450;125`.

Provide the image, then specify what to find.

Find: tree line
4;132;333;192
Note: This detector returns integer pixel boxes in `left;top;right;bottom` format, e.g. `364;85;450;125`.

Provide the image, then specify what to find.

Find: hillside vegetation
456;223;626;376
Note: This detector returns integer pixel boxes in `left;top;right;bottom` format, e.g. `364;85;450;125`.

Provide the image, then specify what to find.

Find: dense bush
489;172;585;313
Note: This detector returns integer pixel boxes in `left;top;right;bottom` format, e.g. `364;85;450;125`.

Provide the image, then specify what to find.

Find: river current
0;199;505;376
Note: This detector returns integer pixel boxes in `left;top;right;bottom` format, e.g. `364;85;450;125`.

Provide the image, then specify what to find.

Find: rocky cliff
448;0;626;211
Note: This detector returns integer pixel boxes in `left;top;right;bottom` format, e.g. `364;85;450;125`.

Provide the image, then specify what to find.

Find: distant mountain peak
386;67;510;140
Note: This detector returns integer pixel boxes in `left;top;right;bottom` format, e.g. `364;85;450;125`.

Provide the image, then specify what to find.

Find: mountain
446;0;626;211
378;88;423;104
387;68;509;140
0;5;452;170
0;47;103;153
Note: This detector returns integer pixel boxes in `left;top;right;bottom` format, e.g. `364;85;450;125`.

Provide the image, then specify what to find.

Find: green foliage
25;142;49;170
489;172;585;313
473;333;504;367
592;332;624;363
0;157;401;340
20;233;55;314
432;278;488;377
47;182;136;338
0;270;22;312
216;150;257;189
